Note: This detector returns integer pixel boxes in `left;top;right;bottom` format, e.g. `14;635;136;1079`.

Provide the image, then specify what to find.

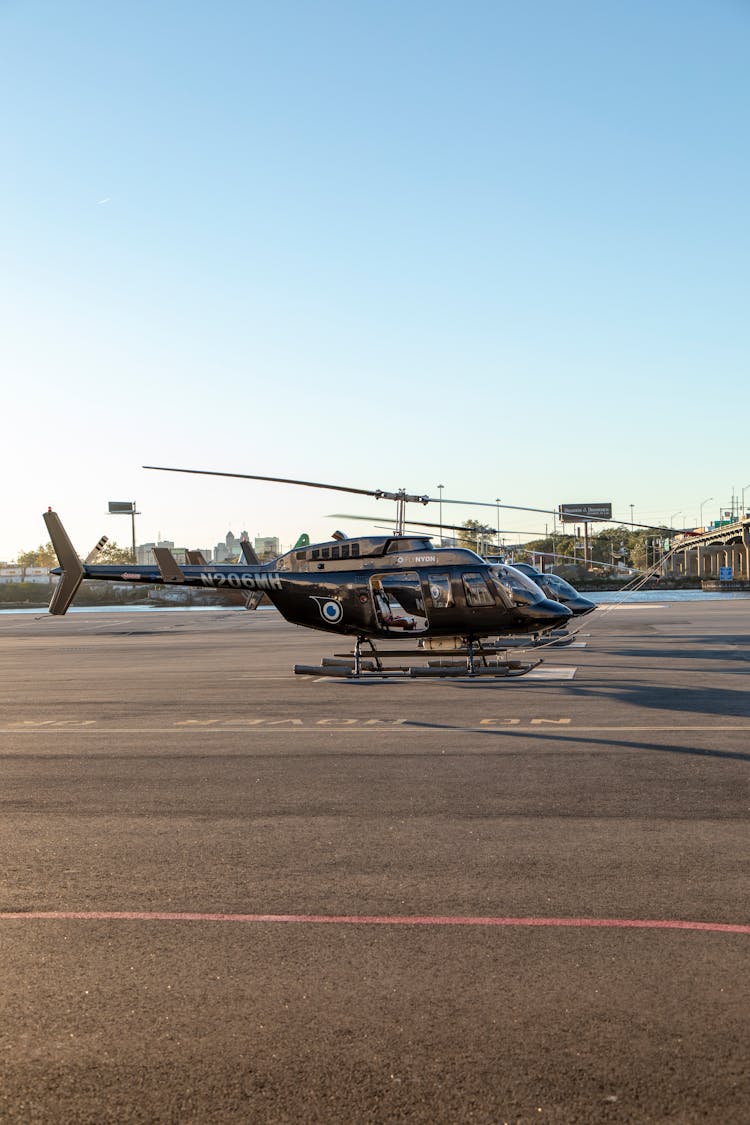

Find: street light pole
495;498;501;548
742;484;750;519
699;497;713;529
630;503;634;527
438;484;444;544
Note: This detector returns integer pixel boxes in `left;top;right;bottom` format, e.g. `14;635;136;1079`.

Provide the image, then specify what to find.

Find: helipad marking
525;666;576;679
0;911;747;935
3;722;750;733
603;604;669;610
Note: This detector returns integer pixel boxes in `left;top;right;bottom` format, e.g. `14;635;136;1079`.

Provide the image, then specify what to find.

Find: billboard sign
558;503;612;523
108;501;135;514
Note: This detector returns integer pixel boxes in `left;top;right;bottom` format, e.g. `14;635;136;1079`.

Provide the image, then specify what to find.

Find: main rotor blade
143;467;660;530
440;499;661;528
438;497;557;516
328;513;533;536
144;466;383;499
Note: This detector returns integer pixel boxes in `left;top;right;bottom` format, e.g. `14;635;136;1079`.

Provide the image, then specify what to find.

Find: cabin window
427;573;453;608
463;572;495;607
295;551;306;561
341;544;350;559
322;548;330;559
331;545;340;559
351;543;360;557
311;549;320;560
385;538;429;554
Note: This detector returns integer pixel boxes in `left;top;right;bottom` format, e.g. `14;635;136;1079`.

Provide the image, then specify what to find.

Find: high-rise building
254;536;280;559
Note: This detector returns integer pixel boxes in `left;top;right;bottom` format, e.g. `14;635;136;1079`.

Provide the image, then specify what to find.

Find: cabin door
370;572;428;633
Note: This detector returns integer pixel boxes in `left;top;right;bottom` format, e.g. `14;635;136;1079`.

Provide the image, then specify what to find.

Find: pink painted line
0;911;748;934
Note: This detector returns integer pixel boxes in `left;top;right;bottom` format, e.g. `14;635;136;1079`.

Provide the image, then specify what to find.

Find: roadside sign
719;566;733;581
559;503;612;522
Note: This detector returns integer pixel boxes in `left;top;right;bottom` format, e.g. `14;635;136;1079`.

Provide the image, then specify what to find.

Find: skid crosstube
294;646;542;679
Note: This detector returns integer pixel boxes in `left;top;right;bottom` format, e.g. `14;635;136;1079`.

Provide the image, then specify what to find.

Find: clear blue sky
2;0;748;559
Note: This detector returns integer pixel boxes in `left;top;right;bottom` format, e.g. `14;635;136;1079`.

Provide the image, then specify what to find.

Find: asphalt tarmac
1;600;748;1124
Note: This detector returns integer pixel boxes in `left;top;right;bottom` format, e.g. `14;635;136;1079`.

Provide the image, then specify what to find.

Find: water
586;589;750;603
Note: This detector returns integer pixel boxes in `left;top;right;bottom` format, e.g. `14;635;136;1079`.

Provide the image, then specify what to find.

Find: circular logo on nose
323;600;342;622
310;596;344;624
311;597;343;624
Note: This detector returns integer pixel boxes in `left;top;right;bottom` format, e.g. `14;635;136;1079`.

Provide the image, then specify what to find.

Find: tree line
457;521;667;571
12;541;134;567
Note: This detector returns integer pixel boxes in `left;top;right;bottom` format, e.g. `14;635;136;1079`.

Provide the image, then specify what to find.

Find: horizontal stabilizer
153;547;185;583
84;535;109;565
185;550;207;565
44;510;85;615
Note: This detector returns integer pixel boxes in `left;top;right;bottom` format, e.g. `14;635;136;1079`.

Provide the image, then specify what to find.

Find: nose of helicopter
524;598;573;627
570;595;596;616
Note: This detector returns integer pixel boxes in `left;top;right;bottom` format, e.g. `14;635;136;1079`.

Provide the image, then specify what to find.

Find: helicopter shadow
399;719;750;764
565;679;750;719
587;640;750;666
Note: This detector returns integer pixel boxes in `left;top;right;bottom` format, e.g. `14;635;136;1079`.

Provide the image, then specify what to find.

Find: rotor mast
374;489;429;535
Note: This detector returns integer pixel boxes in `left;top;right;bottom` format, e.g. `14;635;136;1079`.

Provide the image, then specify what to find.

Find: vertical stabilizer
43;510;85;615
240;540;261;565
153;547;186;583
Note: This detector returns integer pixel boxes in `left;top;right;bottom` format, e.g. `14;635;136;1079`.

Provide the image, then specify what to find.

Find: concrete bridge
666;518;750;581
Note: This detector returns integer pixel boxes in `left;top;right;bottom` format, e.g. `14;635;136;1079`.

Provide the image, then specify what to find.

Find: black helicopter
43;469;571;679
508;562;596;617
326;510;596;628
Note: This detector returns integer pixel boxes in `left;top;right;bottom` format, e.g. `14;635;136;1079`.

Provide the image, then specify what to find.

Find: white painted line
524;666;577;680
602;604;669;610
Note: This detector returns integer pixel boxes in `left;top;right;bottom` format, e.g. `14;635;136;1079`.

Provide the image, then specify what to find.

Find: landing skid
294;636;542;680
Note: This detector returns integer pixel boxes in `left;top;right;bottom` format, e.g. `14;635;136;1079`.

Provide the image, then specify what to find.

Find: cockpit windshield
542;573;579;599
489;564;545;607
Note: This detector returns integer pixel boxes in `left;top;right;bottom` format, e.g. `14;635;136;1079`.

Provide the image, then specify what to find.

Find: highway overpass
667;518;750;581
